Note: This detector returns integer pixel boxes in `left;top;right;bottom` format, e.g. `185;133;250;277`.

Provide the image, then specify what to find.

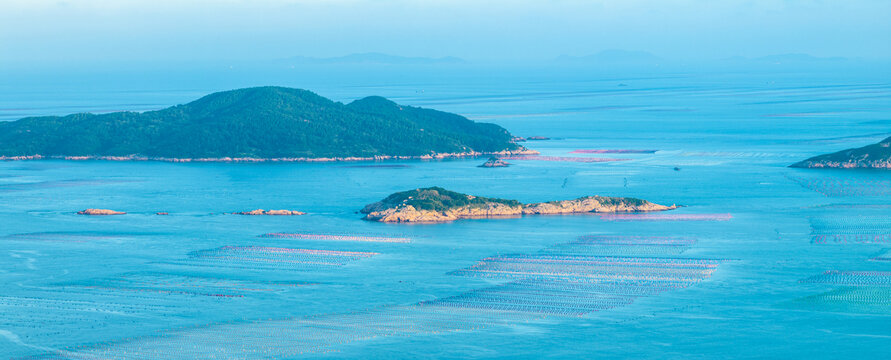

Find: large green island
0;86;533;162
791;136;891;169
361;187;677;223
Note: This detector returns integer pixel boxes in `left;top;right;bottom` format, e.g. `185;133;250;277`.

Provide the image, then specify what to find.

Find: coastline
0;149;538;163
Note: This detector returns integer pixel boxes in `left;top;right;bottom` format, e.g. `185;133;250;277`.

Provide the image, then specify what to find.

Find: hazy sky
2;0;889;66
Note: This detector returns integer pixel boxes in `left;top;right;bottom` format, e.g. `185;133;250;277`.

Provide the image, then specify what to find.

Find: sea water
1;66;890;359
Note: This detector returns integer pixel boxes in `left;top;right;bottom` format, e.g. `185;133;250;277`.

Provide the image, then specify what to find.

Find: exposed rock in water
77;209;126;215
360;187;676;223
155;212;169;215
791;136;891;169
232;209;306;215
526;136;550;140
479;157;511;168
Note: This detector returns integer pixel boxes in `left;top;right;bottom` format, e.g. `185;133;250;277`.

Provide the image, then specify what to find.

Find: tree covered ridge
0;86;523;159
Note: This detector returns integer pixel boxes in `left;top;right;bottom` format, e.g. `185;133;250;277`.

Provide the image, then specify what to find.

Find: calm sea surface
1;67;890;358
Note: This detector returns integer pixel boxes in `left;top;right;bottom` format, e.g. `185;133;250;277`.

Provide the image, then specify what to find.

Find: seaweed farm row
809;215;891;244
783;287;891;315
598;213;732;221
786;175;891;197
871;249;891;261
680;151;784;158
789;270;891;315
164;246;379;271
569;149;657;154
434;233;725;316
1;232;139;244
812;234;891;245
54;273;316;298
28;305;543;359
23;234;726;358
799;271;891;286
500;155;630;163
260;232;411;243
542;235;697;256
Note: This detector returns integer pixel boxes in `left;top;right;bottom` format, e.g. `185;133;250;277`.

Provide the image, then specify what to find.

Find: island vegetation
791;136;891;169
361;187;676;223
0;87;533;161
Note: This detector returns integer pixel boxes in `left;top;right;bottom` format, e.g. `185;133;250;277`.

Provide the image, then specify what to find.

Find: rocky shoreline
361;188;676;223
790;136;891;169
790;159;891;169
0;150;539;163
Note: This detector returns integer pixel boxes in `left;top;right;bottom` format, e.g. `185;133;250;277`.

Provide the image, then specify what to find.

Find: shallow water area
1;68;891;358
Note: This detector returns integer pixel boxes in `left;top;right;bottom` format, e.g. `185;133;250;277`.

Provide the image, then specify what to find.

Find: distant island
0;86;533;162
791;136;891;169
361;187;676;223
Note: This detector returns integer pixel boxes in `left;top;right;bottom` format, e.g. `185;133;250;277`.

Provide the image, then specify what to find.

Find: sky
1;0;890;67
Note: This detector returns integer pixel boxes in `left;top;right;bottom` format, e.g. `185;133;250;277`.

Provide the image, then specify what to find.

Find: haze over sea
1;62;890;358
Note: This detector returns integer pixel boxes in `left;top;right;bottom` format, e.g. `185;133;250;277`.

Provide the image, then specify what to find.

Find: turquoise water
1;68;890;358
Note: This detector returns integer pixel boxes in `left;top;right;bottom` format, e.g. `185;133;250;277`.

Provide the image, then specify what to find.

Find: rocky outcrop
479;157;511;168
77;209;126;215
363;202;524;223
522;196;675;215
791;136;891;169
232;209;306;215
361;188;676;223
526;136;550;140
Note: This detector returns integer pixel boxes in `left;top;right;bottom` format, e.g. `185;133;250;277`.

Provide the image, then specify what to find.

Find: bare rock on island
479;157;511;168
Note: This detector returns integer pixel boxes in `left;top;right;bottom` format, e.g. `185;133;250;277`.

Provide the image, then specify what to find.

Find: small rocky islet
478;157;511;167
360;187;676;223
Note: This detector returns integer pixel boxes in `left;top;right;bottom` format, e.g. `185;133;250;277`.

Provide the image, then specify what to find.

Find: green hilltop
0;86;524;159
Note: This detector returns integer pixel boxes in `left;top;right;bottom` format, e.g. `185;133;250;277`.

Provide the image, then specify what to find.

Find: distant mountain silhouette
282;52;465;65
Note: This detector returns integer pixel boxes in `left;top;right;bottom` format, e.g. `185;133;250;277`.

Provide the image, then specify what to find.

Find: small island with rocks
479;157;511;167
791;136;891;169
360;187;676;223
231;209;306;215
